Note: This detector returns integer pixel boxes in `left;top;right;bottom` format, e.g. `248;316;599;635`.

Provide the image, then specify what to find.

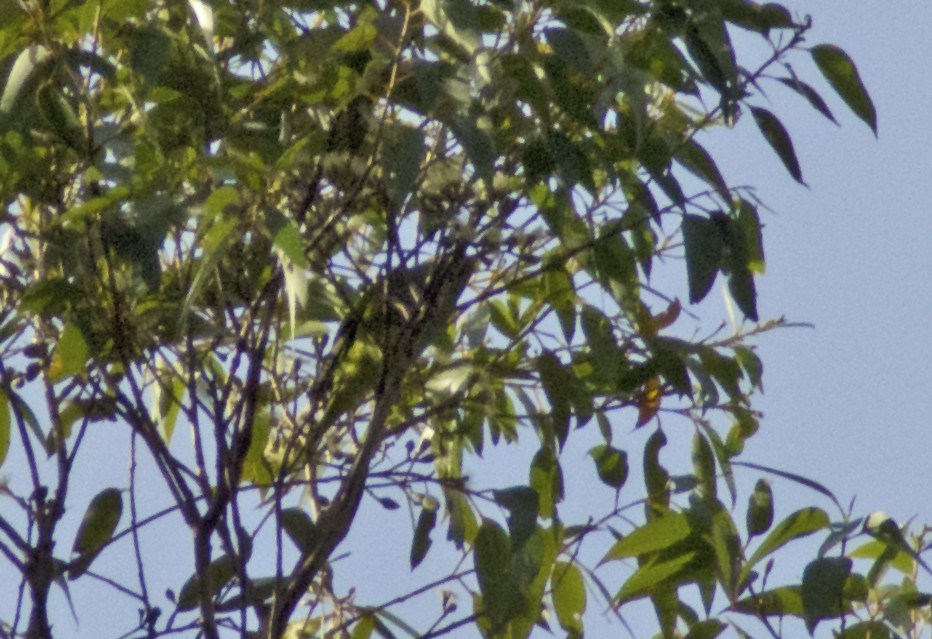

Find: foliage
0;1;921;638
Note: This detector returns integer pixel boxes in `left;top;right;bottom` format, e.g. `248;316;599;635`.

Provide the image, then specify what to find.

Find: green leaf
589;444;629;489
676;137;730;201
349;615;377;639
444;489;478;548
265;209;308;268
741;508;830;585
776;77;838;125
750;107;804;184
151;364;185;443
281;508;318;555
410;505;437;569
616;551;696;603
0;390;9;469
529;446;563;519
802;556;852;633
644;428;670;518
0;44;51;113
685;619;726;639
451;116;494;186
381;123;425;206
603;512;691;561
811;44;877;135
732;585;804;617
551;561;586;636
70;488;123;579
839;621;892;639
474;519;519;627
49;323;89;382
682;214;723;304
691;432;716;499
746;479;774;537
543;266;576;343
177;554;238;611
492;486;539;550
537;352;572;448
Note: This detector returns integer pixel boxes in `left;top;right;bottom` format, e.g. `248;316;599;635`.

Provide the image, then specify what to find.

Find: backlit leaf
70;488;123;578
552;561;586;636
811;44;877;135
750;107;804;184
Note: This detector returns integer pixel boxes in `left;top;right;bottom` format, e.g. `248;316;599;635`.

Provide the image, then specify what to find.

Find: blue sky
708;1;932;523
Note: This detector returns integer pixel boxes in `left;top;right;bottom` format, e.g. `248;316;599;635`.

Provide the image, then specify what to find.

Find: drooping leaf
492;486;539;550
691;432;716;499
70;488;123;579
551;561;586;636
750;107;805;184
682;214;724;304
811;44;877;135
676;137;730;201
776;77;838;125
529;446;563;519
474;519;519;627
746;479;774;538
801;556;852;634
410;504;438;569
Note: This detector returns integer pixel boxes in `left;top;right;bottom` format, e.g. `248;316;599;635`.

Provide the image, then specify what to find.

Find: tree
0;1;923;638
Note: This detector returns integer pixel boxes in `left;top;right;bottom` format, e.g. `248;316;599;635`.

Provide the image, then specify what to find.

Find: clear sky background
708;0;932;525
3;3;931;638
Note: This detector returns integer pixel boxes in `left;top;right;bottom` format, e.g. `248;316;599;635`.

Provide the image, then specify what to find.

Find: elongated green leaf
281;508;317;555
552;561;586;636
685;619;726;639
529;446;563;519
537;352;571;448
811;44;877;135
616;551;696;603
1;44;51;113
741;507;830;584
265;209;308;268
676;137;730;201
802;556;852;633
604;512;690;561
682;214;723;304
732;585;804;617
751;107;804;184
0;390;9;469
410;505;437;569
70;488;123;578
776;77;838;125
493;486;539;550
474;519;519;627
692;432;716;499
177;554;238;611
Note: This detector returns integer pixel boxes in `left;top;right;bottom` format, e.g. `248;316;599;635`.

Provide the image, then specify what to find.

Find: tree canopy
0;1;924;638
